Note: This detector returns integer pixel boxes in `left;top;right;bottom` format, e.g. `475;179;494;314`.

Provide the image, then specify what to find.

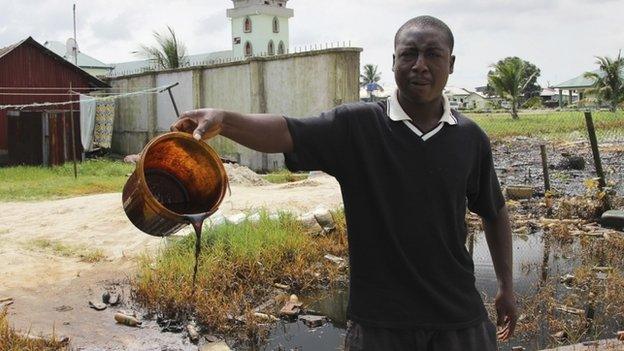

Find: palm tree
487;57;537;119
360;64;382;101
137;26;188;70
583;51;624;112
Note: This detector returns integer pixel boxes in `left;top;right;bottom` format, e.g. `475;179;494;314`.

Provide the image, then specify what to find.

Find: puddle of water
258;232;584;350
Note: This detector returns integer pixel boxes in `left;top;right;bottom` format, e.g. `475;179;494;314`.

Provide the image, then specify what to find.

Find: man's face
393;25;455;104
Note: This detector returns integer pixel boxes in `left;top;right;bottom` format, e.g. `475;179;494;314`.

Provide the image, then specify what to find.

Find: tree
487;57;540;119
485;57;541;99
137;26;188;70
583;51;624;112
360;64;383;101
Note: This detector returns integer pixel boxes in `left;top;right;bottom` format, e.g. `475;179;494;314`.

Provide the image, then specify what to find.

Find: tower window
268;40;275;55
278;41;285;55
272;17;279;33
245;41;253;57
244;17;252;33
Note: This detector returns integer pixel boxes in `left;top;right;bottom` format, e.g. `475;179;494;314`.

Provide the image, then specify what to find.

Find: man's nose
411;55;428;73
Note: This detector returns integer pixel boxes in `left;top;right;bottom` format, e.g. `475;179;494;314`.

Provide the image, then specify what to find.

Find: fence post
539;144;550;192
584;111;606;189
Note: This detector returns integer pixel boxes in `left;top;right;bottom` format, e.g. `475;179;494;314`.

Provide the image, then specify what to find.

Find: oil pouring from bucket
122;132;228;290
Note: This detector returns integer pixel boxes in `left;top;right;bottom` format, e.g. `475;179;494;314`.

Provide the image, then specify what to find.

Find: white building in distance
110;0;294;76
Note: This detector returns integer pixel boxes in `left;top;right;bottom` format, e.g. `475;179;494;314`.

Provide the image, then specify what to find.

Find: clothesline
0;85;170;110
0;86;156;91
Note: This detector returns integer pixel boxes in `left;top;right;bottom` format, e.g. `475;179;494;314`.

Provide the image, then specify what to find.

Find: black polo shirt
283;99;505;329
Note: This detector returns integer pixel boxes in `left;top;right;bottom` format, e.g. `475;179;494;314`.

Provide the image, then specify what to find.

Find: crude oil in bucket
144;169;206;289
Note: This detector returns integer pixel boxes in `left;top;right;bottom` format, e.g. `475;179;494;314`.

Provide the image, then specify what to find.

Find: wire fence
108;41;354;78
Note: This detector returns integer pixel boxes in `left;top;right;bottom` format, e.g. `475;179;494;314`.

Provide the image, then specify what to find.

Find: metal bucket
122;132;228;237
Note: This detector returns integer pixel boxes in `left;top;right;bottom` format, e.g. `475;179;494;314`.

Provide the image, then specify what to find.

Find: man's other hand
170;109;223;141
495;289;517;341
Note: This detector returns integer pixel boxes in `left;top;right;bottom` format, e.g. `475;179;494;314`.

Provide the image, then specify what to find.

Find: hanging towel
93;100;115;149
79;94;97;151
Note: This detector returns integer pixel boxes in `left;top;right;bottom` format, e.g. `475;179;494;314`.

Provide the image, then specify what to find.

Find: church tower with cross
227;0;294;58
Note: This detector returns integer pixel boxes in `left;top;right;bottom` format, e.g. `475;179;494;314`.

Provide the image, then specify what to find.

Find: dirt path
0;173;341;349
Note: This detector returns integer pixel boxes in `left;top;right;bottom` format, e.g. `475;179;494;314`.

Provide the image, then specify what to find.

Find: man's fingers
193;120;211;140
171;117;198;133
179;110;204;119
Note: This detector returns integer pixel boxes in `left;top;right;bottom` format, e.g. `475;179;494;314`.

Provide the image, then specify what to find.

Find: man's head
393;16;455;104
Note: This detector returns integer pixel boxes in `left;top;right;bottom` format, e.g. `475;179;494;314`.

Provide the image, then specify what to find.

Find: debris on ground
617;330;624;341
298;213;324;235
253;312;279;322
274;283;290;290
200;341;232;351
123;154;140;164
54;305;73;312
558;154;586;170
0;297;14;309
324;254;346;267
313;207;336;233
187;323;200;344
601;210;624;230
102;291;110;304
114;312;141;327
223;163;269;186
505;185;534;200
157;316;184;333
299;314;326;328
279;294;303;317
552;330;568;342
88;300;107;311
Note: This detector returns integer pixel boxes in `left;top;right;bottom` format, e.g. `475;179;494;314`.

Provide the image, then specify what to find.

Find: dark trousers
344;319;498;351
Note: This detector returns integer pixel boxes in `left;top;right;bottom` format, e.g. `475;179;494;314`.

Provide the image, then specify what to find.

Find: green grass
264;169;308;184
0;159;134;201
133;210;347;334
26;238;107;263
465;110;624;140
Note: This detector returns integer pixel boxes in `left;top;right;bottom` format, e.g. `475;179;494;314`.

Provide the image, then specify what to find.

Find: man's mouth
409;79;431;86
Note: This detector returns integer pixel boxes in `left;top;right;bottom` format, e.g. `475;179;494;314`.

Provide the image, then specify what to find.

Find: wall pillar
192;69;204;109
147;73;158;140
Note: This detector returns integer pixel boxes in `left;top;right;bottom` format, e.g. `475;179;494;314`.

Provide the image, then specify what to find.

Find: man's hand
494;289;517;341
170;109;224;140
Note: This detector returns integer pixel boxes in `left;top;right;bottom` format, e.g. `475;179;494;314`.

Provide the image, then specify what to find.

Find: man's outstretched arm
482;205;517;341
171;108;293;153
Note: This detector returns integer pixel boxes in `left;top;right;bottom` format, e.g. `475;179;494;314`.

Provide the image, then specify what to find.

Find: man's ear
449;55;456;74
392;54;396;72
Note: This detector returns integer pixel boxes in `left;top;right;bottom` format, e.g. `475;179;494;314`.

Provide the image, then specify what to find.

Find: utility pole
72;4;78;65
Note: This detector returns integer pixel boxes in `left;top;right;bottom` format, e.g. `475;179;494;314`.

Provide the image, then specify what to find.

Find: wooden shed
0;37;108;166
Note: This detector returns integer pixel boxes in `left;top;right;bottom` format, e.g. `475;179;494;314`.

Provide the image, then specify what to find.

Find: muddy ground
1;137;623;350
0;174;341;350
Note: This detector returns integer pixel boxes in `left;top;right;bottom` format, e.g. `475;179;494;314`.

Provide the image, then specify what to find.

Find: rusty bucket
122;132;228;237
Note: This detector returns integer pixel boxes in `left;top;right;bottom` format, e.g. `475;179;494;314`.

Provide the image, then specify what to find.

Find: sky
1;0;623;89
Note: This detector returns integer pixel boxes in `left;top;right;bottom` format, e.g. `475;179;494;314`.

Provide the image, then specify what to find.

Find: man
172;15;516;351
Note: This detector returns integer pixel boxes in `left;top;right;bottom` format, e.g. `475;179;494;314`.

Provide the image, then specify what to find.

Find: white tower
227;0;294;58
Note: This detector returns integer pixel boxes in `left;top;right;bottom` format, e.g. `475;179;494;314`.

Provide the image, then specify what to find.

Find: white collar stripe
387;88;457;140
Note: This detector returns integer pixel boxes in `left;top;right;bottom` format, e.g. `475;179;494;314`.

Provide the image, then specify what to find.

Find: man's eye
427;52;441;58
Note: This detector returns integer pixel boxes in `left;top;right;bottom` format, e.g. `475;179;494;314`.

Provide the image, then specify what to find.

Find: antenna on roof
71;3;78;65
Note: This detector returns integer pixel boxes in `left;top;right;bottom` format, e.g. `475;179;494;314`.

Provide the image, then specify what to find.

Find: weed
264;169;308;184
25;239;106;262
132;210;347;338
0;308;68;351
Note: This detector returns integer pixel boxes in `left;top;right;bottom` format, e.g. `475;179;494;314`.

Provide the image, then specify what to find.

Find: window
244;17;252;33
245;41;253;57
278;41;285;55
268;40;274;55
272;17;279;33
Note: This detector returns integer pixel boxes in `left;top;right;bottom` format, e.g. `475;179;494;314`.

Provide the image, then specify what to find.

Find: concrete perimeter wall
108;48;361;171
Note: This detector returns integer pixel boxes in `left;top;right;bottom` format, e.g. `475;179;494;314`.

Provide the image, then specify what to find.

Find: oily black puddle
252;231;617;351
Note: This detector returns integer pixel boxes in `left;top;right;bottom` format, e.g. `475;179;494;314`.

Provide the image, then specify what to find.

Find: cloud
0;0;622;88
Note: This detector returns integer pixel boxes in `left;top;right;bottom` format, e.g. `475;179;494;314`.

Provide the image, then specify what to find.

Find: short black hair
394;15;454;53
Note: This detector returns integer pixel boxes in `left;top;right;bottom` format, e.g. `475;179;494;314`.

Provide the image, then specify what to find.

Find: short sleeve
283;106;350;177
467;132;505;220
